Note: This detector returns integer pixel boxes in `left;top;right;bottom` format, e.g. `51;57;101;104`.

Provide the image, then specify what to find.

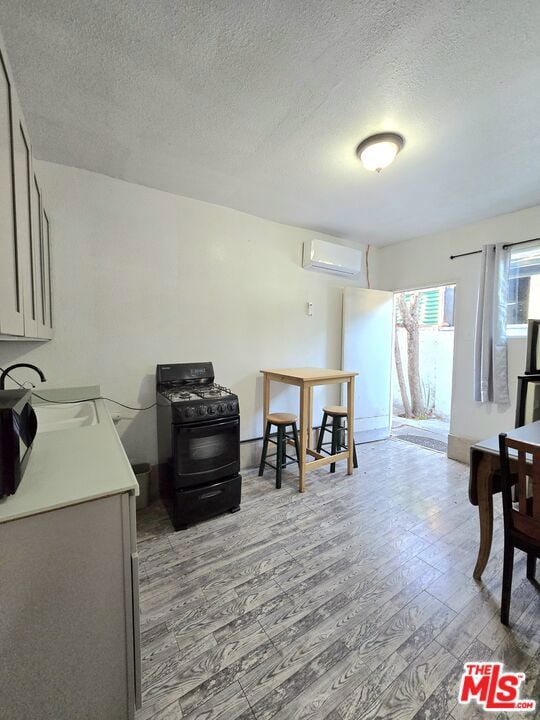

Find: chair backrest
498;433;540;543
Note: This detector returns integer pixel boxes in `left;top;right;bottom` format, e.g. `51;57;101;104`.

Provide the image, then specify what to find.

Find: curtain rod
450;237;540;260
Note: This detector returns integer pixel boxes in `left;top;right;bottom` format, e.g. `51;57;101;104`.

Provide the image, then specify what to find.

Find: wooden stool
258;413;301;489
316;405;358;473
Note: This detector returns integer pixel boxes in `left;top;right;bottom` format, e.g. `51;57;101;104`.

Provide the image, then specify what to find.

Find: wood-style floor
136;438;540;720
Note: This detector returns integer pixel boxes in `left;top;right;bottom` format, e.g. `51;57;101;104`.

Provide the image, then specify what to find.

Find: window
507;245;540;335
395;286;455;327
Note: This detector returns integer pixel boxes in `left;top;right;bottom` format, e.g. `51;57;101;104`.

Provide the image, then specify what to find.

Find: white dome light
356;133;405;172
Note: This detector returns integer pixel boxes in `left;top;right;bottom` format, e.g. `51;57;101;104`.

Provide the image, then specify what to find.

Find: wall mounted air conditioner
302;239;363;277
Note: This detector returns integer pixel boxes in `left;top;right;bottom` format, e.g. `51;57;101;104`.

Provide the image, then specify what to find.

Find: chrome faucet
0;363;47;390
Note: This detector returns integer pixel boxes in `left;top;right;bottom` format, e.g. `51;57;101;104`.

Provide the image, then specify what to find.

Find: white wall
373;204;540;455
393;327;454;420
0;162;368;465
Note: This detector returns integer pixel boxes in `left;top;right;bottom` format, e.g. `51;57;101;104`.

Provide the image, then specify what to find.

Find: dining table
469;419;540;580
260;367;358;492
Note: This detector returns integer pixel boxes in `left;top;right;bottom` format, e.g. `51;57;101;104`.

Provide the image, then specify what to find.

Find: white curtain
474;243;511;404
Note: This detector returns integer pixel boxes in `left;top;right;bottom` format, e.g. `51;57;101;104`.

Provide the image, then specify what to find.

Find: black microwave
0;389;37;499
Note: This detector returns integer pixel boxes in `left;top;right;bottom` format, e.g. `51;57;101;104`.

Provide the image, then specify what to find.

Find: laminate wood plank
141;621;180;665
396;604;457;664
140;569;207;605
424;568;480;613
351;592;451;671
412;639;493;720
328;651;408;720
520;655;540;720
196;548;296;601
169;583;290;646
178;633;275;716
477;578;540;655
142;621;273;716
434;591;501;658
245;639;353;720
212;589;295;642
182;681;252;720
139;536;174;564
240;634;350;708
140;586;208;630
267;647;370;720
142;633;219;698
350;641;456;720
147;535;290;586
137;697;183;720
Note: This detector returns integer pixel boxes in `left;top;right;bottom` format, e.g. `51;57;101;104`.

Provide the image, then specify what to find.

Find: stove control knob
217;404;226;414
184;406;195;418
227;401;237;412
196;405;206;416
207;404;216;415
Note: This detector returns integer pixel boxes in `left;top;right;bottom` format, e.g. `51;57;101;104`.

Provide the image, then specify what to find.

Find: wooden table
260;368;358;492
469;420;540;580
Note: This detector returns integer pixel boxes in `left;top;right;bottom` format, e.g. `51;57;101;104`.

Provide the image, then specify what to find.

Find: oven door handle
180;418;239;433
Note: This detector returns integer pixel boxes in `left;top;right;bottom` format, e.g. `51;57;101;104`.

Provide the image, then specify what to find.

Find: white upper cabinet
0;49;24;336
42;208;53;336
13;112;38;337
0;40;53;341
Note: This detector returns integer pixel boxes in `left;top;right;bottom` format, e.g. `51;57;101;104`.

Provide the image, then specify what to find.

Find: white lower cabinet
0;492;141;720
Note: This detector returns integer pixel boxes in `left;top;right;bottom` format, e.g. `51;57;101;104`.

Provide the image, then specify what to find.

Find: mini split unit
302;239;363;277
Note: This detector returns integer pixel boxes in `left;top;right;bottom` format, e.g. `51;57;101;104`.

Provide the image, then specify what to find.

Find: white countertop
0;387;138;524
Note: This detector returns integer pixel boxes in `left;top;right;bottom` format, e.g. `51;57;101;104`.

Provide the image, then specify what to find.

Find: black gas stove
156;362;241;530
159;383;239;423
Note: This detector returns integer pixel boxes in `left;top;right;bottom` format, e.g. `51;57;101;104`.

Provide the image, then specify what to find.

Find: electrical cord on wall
0;367;162;411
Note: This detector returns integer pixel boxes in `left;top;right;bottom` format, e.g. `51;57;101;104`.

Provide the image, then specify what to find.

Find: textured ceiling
0;0;539;245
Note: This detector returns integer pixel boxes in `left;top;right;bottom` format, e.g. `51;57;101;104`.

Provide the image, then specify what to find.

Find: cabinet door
41;207;53;337
31;172;48;338
0;49;24;336
13;116;38;337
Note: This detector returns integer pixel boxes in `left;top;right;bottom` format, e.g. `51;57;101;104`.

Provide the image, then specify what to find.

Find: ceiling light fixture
356;132;405;172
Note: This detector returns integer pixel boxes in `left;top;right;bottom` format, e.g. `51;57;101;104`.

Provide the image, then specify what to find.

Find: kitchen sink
35;401;98;433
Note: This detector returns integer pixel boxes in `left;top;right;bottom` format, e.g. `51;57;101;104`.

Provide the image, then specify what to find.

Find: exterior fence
393;326;454;420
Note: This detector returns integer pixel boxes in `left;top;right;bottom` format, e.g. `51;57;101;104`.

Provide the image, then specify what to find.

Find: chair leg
316;413;328;453
330;416;340;473
501;541;514;626
292;422;301;465
276;425;284;489
258;421;271;476
527;554;536;581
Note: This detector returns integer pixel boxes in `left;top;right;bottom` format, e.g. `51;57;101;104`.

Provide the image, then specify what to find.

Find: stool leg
281;428;288;469
330;416;340;473
317;412;328;452
258;421;271;476
292;422;301;465
276;425;284;489
336;418;345;450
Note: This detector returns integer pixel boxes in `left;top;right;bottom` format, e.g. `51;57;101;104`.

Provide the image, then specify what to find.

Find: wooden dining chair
498;433;540;625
